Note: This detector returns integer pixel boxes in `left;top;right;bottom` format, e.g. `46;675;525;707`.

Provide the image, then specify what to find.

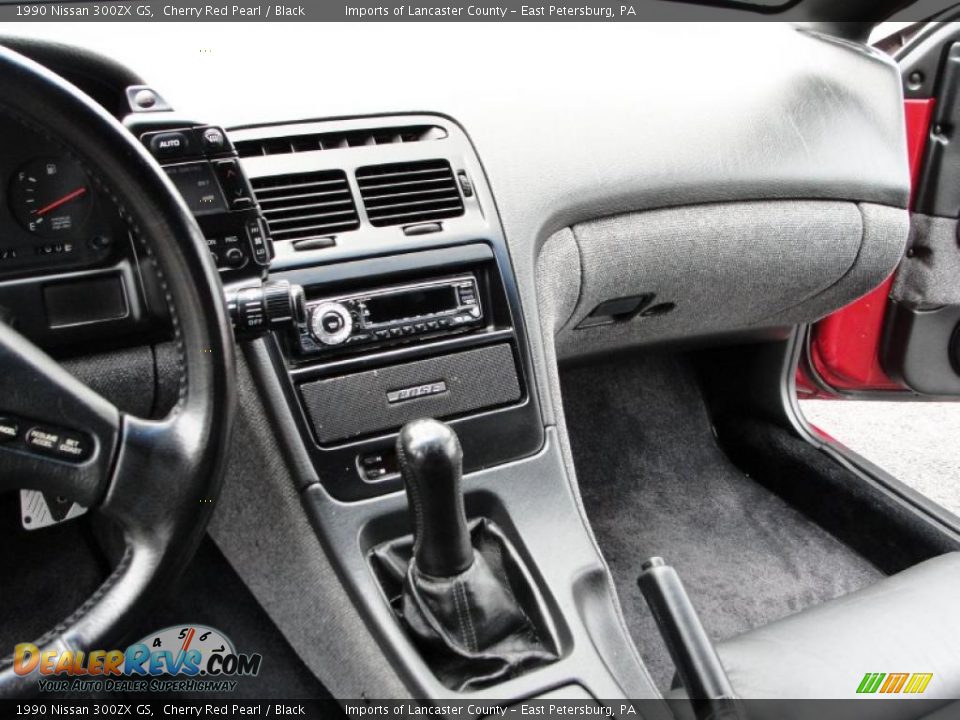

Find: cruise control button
0;417;18;442
25;427;91;462
54;434;89;460
25;427;59;452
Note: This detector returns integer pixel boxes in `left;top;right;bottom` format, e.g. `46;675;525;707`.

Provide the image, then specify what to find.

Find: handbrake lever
638;557;741;720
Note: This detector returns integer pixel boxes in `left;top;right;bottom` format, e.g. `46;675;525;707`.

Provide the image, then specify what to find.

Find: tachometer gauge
9;157;93;239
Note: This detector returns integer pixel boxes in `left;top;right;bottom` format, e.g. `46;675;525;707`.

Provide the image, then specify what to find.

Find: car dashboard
0;24;915;702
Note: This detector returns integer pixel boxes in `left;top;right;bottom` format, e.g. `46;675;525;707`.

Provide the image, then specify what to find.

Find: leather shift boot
372;518;557;691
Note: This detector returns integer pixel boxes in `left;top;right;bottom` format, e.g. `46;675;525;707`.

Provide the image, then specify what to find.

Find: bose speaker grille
299;344;521;444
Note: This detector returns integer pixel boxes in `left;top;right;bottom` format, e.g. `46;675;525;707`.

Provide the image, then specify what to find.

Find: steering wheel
0;48;236;695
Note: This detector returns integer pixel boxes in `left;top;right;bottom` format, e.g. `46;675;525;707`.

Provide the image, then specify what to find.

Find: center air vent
250;170;360;242
235;125;447;158
356;160;464;228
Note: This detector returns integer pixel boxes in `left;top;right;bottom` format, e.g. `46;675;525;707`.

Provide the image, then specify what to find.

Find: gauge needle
33;186;87;217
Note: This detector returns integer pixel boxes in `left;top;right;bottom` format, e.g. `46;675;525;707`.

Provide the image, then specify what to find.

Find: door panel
800;23;960;399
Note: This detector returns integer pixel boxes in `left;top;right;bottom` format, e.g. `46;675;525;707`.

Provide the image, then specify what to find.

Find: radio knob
310;302;353;346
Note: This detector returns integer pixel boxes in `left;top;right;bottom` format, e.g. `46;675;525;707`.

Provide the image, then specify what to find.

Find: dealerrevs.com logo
14;625;263;693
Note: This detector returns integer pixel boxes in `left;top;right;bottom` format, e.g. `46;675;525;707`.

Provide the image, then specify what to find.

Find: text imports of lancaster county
344;4;637;19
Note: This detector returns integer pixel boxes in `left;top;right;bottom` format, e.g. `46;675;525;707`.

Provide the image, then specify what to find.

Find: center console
221;114;657;702
227;115;544;501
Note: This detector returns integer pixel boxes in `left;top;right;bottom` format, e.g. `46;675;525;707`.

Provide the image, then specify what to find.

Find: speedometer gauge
9;157;93;239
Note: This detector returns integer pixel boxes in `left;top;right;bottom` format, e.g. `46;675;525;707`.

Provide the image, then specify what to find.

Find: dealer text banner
0;0;949;21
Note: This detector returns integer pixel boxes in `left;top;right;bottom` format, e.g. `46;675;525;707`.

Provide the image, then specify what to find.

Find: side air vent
235;125;448;158
356;160;464;228
250;170;360;242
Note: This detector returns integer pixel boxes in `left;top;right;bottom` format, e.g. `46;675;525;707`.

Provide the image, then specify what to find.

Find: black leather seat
699;553;960;717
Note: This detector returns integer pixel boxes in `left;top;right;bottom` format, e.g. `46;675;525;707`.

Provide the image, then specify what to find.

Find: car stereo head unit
297;274;483;355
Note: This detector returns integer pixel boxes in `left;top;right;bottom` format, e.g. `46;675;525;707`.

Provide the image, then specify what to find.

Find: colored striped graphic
857;672;932;694
904;673;934;694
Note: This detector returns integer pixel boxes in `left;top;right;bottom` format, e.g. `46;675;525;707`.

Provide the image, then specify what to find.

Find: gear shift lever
396;418;473;577
381;418;557;690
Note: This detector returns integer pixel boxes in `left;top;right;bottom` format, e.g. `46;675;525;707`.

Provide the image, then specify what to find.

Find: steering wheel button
25;427;59;451
0;418;18;442
55;435;89;460
25;426;91;462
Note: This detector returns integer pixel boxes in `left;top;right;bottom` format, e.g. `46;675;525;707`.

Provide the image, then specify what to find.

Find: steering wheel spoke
0;321;120;507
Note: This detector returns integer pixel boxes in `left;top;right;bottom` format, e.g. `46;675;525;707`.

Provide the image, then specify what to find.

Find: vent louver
250;170;360;242
235;125;447;158
356;160;464;228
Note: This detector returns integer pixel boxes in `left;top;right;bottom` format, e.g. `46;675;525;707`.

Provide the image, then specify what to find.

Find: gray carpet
560;353;884;691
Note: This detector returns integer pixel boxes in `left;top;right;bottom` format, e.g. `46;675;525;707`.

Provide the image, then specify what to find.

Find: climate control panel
138;124;273;278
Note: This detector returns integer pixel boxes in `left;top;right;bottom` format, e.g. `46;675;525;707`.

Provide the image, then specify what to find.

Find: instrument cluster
0;119;121;279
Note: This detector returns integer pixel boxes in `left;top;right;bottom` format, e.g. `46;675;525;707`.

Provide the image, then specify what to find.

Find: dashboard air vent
250;170;360;242
235;125;447;158
355;160;464;228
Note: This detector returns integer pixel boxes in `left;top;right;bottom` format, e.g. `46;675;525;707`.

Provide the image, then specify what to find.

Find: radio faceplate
298;274;484;355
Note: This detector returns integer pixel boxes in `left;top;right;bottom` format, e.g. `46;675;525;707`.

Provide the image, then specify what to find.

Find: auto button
143;130;194;160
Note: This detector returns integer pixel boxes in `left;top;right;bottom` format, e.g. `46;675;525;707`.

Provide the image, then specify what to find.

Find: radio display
365;286;458;325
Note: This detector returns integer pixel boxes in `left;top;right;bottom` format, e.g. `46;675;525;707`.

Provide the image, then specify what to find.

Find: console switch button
144;130;194;159
197;125;231;153
359;450;398;481
213;159;253;208
246;218;271;265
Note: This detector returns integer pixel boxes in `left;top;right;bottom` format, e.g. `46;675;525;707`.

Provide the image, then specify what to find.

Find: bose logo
386;381;448;404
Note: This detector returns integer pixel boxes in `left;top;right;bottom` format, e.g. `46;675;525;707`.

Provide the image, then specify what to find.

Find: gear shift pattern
396;419;473;577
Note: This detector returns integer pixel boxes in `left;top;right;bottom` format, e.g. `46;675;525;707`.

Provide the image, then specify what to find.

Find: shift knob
397;418;473;578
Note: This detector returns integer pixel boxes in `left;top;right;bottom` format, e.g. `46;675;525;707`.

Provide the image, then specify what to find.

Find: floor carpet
560;353;884;690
